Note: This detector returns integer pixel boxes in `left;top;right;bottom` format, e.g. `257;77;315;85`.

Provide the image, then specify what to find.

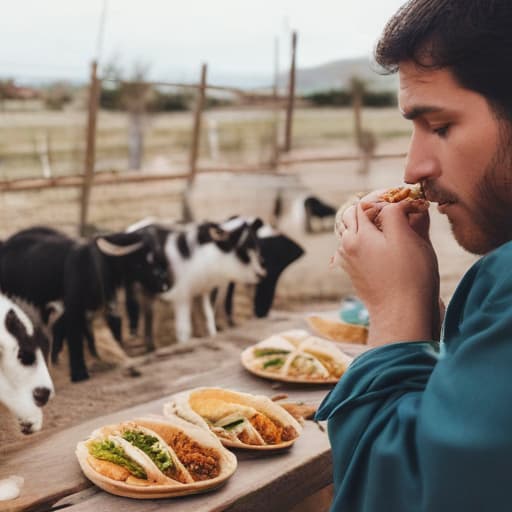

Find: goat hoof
123;366;142;378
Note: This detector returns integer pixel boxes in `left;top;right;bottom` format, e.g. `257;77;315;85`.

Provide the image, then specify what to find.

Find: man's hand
336;197;441;346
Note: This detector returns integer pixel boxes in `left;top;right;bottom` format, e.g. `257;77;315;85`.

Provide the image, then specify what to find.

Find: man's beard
425;129;512;255
471;144;512;253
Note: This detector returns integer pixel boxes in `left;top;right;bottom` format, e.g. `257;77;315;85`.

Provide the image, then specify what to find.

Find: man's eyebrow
400;105;444;120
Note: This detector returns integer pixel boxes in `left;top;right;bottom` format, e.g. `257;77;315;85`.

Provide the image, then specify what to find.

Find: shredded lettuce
88;439;147;479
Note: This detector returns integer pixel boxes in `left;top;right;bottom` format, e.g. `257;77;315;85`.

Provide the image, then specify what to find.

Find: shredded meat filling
249;413;284;444
168;431;221;481
281;425;298;442
237;428;260;445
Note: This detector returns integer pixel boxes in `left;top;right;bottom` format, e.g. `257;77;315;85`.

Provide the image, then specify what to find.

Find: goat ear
208;225;230;242
227;224;246;245
5;308;29;341
250;217;264;232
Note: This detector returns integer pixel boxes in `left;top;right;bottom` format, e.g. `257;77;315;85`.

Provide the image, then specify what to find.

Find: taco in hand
335;183;428;237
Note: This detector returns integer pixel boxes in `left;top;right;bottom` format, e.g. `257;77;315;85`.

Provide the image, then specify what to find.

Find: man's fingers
342;204;358;233
377;201;429;242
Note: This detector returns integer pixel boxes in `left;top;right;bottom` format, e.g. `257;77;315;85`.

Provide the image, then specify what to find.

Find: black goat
303;196;337;233
0;226;170;382
222;226;305;322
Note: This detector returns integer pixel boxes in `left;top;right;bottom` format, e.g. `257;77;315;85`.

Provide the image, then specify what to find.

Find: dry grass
0;107;411;179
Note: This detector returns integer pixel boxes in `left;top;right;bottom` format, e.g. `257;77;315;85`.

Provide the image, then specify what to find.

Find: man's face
399;61;512;254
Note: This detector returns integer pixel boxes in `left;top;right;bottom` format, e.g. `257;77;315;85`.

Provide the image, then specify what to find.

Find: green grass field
0;107;412;179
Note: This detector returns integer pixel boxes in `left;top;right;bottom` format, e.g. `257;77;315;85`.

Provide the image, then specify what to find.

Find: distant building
0;81;40;100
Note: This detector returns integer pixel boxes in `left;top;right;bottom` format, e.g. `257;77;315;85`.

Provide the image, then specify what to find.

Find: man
316;1;512;511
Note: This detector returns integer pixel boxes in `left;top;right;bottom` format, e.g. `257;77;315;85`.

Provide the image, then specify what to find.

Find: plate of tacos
240;329;353;384
75;413;237;499
164;387;303;451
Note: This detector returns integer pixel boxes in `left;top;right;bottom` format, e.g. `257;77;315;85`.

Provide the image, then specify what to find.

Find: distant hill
277;57;398;94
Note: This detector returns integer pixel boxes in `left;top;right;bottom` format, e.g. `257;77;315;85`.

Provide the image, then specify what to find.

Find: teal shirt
316;240;512;511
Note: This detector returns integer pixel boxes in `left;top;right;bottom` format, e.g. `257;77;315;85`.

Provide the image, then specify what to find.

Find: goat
216;220;305;324
275;194;337;234
0;226;170;382
125;217;266;349
0;294;54;435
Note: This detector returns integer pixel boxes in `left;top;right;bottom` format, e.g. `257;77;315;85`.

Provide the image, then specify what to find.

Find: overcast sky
0;0;406;84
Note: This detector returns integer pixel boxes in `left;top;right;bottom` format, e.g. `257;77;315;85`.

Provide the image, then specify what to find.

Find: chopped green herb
263;357;285;369
254;349;290;357
122;430;174;473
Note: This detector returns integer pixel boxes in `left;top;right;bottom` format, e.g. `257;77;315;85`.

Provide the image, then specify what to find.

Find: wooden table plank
1;312;369;512
2;361;340;512
56;420;332;512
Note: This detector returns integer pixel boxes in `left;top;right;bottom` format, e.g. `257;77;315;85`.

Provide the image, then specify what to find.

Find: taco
306;315;368;344
242;330;353;383
334;184;428;237
164;387;303;450
379;183;425;203
75;414;237;498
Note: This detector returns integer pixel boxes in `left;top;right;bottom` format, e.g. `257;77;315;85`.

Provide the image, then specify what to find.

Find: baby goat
0;294;54;435
126;217;266;348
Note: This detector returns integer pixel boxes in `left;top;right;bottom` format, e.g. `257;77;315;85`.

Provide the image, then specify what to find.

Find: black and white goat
0;294;54;435
216;218;305;324
279;194;337;234
0;226;170;382
125;217;266;348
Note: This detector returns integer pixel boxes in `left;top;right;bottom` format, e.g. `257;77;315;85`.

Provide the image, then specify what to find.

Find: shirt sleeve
316;252;512;512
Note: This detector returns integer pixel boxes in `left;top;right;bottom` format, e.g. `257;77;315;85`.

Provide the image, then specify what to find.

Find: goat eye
18;349;36;366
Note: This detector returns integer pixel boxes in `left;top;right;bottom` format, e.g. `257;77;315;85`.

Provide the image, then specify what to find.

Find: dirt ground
0;139;478;455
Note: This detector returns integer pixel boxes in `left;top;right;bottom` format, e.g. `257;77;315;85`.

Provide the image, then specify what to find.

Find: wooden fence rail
0;152;407;193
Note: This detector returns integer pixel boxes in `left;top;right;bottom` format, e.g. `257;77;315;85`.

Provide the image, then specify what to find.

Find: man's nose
403;132;440;184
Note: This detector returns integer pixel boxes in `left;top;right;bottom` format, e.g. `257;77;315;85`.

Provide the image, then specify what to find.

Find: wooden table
1;314;368;512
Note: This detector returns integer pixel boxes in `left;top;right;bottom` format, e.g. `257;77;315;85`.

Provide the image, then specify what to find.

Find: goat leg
201;292;217;338
142;294;155;352
125;281;140;336
105;312;123;346
66;316;89;382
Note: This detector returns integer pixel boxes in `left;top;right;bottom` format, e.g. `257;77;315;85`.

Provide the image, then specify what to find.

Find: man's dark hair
375;0;512;120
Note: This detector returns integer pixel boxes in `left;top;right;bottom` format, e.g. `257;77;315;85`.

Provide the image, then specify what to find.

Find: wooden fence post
79;60;101;237
188;63;207;186
182;63;207;222
270;35;280;170
283;31;297;153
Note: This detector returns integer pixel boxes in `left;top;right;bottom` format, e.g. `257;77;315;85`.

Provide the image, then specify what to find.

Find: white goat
127;217;266;345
